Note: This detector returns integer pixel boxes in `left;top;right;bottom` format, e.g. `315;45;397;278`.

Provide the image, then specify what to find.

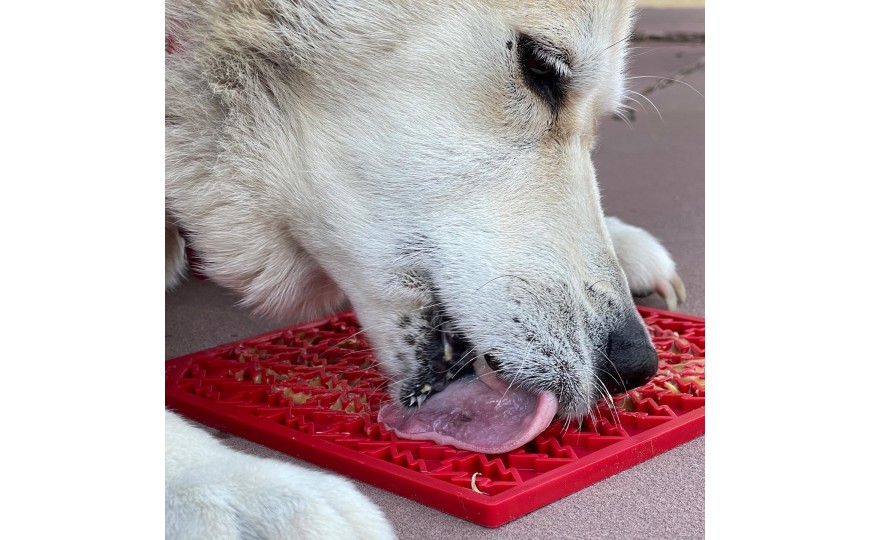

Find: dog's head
167;0;655;448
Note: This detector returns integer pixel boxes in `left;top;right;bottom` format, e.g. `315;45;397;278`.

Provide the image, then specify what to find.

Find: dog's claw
673;275;687;304
654;274;687;311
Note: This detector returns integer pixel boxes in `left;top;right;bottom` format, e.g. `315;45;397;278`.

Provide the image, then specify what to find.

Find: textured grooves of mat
165;306;704;527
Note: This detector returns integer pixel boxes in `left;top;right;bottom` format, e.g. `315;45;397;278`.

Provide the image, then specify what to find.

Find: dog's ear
167;0;322;100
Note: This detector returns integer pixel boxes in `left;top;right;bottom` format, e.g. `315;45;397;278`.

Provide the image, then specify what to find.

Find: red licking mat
165;306;704;527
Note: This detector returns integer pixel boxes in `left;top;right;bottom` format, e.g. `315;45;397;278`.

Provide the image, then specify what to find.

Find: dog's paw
166;412;395;540
605;216;687;311
166;457;395;540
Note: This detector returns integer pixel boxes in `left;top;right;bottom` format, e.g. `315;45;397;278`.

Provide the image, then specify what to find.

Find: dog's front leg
165;410;396;540
605;216;687;310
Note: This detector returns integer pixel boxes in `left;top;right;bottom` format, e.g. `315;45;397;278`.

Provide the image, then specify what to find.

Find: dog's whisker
622;94;646;112
592;372;622;433
626;45;665;60
626;75;705;99
496;340;536;408
562;415;576;438
593;346;629;396
588;402;599;431
605;34;631;51
626;89;664;122
611;108;635;128
423;350;480;382
472;273;534;295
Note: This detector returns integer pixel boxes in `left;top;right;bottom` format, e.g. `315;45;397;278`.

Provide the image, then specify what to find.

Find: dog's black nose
597;314;659;394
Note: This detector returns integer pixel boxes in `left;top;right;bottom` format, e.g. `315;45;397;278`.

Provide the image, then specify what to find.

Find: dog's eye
524;53;552;77
517;34;567;111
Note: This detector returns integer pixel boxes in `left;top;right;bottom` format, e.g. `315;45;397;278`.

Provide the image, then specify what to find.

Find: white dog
165;0;686;537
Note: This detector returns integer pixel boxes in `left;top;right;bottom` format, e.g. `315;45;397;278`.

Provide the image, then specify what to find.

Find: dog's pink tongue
378;357;558;454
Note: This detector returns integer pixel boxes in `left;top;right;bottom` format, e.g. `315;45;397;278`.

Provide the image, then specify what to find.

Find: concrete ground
166;8;705;539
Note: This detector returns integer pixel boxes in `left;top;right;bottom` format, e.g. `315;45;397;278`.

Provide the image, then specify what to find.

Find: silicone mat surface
165;306;705;527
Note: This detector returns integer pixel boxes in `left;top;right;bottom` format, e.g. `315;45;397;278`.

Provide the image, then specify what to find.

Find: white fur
166;412;394;539
166;0;684;537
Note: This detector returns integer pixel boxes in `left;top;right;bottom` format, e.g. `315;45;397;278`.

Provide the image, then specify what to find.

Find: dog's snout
598;315;658;394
